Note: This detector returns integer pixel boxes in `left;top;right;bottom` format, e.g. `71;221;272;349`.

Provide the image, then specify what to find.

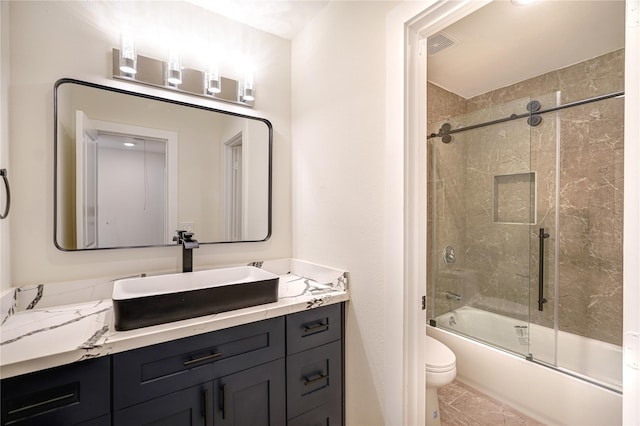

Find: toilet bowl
425;334;457;426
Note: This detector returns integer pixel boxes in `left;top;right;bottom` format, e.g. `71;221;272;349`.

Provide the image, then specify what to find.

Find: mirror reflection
55;79;272;250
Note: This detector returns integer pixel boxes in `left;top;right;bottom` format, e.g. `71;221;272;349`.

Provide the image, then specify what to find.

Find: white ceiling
427;0;626;99
183;1;625;98
183;0;328;40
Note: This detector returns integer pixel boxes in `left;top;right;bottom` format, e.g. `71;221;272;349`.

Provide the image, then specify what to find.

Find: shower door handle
538;228;550;311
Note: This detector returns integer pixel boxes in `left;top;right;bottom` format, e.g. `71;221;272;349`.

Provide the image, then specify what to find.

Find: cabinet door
213;359;286;426
113;383;212;426
77;415;110;426
1;357;110;426
287;402;342;426
113;317;284;410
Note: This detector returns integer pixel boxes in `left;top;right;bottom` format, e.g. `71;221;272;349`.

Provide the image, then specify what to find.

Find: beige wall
0;1;9;290
6;1;292;287
427;49;624;345
292;2;400;424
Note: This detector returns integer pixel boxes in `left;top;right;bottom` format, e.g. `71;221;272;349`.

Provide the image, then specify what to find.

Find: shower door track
526;354;622;394
427;90;625;140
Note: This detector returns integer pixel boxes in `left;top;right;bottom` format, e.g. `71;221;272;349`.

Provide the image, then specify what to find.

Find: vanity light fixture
205;62;221;94
166;49;183;86
242;68;255;101
112;45;255;107
119;33;137;75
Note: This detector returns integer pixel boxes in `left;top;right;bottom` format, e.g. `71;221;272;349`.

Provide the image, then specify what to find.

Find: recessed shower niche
492;172;536;224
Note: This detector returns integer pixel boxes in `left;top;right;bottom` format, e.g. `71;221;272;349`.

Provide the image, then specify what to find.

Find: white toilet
425;335;457;426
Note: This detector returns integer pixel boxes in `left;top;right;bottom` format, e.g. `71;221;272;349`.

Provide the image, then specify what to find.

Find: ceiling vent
427;32;458;56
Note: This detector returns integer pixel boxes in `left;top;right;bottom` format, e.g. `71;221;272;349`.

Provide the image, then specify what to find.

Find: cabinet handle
8;393;76;416
303;373;329;386
183;351;222;367
220;383;227;420
202;388;211;424
304;322;329;333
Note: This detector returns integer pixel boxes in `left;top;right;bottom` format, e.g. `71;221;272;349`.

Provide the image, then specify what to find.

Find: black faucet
173;230;199;272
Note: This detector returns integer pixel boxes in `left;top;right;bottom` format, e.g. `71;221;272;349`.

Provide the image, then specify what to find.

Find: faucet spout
174;230;199;272
445;291;462;301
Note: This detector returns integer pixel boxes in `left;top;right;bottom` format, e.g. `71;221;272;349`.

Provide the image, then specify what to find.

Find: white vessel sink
112;266;279;331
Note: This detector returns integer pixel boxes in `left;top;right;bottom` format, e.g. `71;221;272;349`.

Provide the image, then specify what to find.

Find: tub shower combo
427;82;624;394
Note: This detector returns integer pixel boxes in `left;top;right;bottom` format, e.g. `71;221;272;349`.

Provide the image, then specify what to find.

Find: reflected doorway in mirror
75;114;178;249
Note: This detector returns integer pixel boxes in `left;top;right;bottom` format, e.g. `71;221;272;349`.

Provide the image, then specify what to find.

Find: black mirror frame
53;78;272;251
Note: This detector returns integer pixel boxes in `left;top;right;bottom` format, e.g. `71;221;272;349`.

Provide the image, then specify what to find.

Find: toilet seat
426;335;456;373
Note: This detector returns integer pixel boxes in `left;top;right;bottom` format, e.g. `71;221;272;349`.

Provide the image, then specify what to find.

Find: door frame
391;0;639;424
223;131;243;240
83;118;178;245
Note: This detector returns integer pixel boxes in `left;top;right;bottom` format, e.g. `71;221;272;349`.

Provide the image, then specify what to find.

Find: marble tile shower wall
427;49;624;346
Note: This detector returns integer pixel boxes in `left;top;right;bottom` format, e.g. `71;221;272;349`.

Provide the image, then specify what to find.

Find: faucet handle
173;230;187;243
183;232;196;242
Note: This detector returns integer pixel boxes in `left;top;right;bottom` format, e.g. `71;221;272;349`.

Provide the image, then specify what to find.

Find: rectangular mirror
54;79;272;250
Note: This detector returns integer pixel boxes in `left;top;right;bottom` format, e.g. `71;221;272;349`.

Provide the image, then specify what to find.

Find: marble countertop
0;259;349;379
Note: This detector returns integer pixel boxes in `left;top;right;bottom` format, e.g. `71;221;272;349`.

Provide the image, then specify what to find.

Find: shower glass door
428;94;559;360
530;93;624;391
428;89;625;392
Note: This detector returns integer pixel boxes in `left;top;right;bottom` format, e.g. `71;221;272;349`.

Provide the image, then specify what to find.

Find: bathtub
428;306;623;425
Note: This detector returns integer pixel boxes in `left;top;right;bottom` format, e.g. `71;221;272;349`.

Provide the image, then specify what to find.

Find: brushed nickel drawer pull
184;351;222;366
303;373;329;386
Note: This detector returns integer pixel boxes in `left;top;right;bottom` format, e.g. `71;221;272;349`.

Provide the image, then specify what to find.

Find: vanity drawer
112;316;284;410
1;357;110;426
286;340;342;420
286;303;342;355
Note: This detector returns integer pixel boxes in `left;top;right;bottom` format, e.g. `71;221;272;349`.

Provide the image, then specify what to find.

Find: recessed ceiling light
123;142;135;147
511;0;538;6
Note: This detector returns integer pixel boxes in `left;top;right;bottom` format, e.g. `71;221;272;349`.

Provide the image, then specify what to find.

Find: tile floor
438;380;545;426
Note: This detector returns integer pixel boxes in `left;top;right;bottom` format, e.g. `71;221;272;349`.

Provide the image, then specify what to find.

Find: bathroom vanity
0;259;348;426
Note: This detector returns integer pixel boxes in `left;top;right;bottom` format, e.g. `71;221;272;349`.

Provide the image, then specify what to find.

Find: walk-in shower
426;49;625;393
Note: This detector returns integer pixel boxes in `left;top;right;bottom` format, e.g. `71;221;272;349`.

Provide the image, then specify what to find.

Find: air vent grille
427;32;457;56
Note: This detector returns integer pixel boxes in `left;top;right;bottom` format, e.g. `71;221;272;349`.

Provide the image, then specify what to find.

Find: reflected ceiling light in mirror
511;0;538;6
123;142;136;147
166;49;183;85
119;33;137;75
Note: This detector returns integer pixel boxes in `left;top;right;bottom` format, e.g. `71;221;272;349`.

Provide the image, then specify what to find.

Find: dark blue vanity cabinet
1;303;345;426
286;304;344;425
112;316;286;426
1;357;111;426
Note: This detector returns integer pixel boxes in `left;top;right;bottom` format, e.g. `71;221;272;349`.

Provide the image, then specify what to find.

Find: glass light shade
166;50;182;85
206;64;221;94
243;69;255;101
119;33;137;74
243;85;255;102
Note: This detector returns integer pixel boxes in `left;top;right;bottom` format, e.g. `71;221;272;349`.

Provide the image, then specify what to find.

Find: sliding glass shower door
428;94;556;359
427;89;625;392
